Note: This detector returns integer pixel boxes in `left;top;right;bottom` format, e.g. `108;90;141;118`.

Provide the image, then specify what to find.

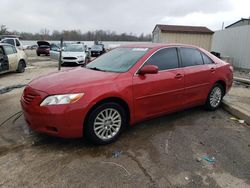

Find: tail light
229;65;233;72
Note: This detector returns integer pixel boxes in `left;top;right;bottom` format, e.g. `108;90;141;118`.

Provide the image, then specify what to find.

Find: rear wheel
84;102;126;145
205;83;224;111
16;60;25;73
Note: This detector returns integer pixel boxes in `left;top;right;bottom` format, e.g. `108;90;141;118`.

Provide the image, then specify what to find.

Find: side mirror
138;65;158;75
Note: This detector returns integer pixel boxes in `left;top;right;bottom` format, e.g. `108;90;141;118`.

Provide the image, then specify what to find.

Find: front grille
22;86;42;105
22;93;38;105
63;57;77;60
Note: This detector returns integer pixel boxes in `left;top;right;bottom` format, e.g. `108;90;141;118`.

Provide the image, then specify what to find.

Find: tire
37;53;40;56
84;102;127;145
16;60;25;73
205;83;224;111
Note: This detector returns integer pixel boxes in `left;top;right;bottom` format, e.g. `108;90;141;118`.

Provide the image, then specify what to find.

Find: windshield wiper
86;66;105;71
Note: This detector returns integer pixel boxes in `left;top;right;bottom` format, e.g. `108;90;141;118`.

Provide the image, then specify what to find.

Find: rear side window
3;45;15;55
15;39;21;46
2;39;15;46
201;53;214;64
144;48;179;70
180;48;203;67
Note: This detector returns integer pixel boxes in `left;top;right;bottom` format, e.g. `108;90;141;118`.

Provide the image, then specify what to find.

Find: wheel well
20;59;26;67
215;80;226;95
83;97;130;127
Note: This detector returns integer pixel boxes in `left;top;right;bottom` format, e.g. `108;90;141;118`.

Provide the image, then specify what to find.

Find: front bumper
62;59;84;65
20;86;88;138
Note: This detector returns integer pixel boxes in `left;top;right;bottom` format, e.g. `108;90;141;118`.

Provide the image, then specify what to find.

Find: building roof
120;42;203;50
153;24;214;34
225;18;250;29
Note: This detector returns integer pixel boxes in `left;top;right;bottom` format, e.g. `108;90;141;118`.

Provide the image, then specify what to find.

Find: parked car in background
36;41;50;56
21;43;233;144
0;43;27;74
90;44;106;57
50;43;90;65
26;45;38;50
1;37;23;50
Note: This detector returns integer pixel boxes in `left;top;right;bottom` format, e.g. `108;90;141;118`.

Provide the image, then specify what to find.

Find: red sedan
21;43;233;144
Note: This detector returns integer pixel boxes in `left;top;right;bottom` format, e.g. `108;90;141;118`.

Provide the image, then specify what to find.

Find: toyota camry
21;43;233;144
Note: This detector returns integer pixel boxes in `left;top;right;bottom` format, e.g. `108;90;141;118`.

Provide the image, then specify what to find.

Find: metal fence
211;25;250;69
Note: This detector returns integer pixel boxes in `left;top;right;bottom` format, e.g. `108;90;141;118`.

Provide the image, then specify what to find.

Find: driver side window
144;48;179;71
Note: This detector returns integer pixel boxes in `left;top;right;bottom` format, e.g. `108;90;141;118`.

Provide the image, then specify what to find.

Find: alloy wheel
209;87;222;108
93;108;122;140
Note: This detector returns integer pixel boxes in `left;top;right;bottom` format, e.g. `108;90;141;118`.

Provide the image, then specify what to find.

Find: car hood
37;41;50;47
62;51;85;57
28;67;120;94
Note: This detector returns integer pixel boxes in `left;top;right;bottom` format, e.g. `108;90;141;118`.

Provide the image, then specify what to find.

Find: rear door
133;47;185;121
3;45;18;71
179;47;211;107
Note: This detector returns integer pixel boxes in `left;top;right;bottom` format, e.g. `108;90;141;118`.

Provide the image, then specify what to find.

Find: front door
133;47;185;121
0;46;9;72
3;45;18;71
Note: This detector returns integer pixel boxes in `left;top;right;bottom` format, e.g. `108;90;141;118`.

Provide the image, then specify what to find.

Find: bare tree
0;25;8;35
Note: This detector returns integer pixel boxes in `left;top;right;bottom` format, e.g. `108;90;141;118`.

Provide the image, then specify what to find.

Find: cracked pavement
0;52;250;188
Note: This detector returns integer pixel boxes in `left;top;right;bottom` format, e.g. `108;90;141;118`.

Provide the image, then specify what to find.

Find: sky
1;0;250;35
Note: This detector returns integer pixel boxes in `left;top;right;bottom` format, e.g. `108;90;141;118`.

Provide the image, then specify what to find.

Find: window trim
15;39;20;47
201;51;215;65
12;46;17;53
178;47;205;68
134;47;181;75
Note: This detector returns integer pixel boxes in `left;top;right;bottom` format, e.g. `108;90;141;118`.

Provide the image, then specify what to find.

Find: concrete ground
0;51;250;188
223;82;250;125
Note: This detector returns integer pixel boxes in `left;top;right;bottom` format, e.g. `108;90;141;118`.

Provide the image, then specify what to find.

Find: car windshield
86;47;150;72
65;45;84;52
91;45;102;50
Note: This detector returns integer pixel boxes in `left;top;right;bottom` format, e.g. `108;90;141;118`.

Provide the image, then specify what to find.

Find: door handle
175;73;183;79
210;67;215;73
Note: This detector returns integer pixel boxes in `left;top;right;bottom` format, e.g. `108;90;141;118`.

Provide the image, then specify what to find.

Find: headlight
40;93;84;106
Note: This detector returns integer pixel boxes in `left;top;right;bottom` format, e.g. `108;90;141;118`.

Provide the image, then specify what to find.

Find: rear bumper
37;50;50;55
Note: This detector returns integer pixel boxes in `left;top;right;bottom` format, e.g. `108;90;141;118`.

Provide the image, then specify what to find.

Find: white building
212;19;250;69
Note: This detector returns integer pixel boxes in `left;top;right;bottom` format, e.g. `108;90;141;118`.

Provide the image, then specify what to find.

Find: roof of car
120;43;202;49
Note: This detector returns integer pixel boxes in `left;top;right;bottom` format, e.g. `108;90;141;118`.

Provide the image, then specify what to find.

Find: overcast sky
2;0;250;35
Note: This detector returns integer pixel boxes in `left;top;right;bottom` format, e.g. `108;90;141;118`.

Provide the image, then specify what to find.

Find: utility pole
58;37;63;71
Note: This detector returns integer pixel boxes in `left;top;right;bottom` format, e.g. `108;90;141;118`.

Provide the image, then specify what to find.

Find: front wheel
84;102;127;145
16;60;25;73
205;84;224;111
